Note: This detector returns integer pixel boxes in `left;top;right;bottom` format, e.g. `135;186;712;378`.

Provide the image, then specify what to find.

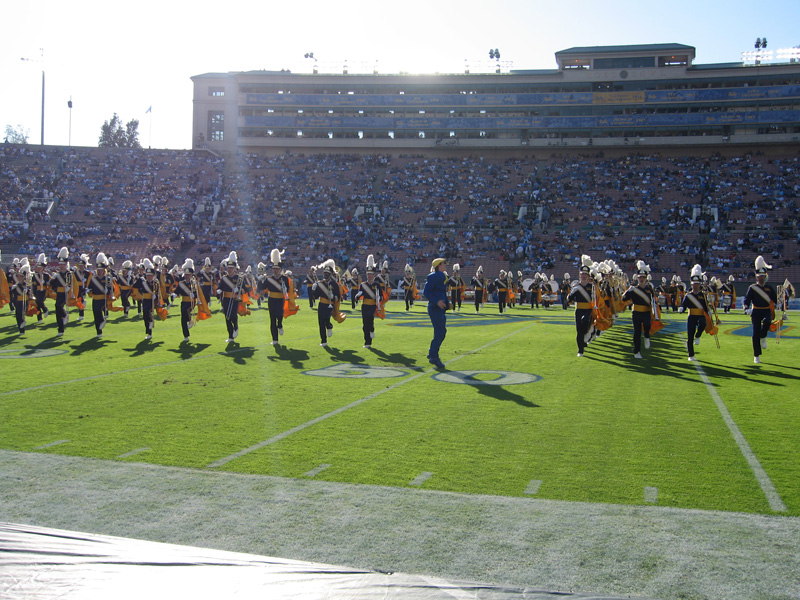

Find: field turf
1;298;798;517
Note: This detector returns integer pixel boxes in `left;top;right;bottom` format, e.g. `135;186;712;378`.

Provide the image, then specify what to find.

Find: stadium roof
555;43;696;56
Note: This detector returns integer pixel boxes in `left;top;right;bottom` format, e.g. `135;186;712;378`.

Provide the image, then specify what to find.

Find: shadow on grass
270;344;310;369
701;361;800;385
69;336;118;355
0;325;22;344
367;346;420;369
167;341;212;360
221;343;256;365
124;339;165;356
472;383;539;408
324;345;366;364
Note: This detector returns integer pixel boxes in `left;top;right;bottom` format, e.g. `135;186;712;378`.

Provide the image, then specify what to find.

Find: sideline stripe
33;440;69;450
524;480;542;495
117;448;151;459
692;362;787;512
303;464;331;477
409;472;433;486
644;486;658;504
207;322;537;469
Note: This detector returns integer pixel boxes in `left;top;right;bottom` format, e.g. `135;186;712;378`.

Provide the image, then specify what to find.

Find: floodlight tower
20;48;45;145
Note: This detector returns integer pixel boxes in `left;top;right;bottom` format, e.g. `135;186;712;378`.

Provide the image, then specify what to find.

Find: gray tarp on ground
0;523;656;600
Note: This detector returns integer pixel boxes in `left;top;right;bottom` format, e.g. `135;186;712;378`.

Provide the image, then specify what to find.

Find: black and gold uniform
133;260;159;340
260;249;289;345
217;252;242;343
743;256;778;364
621;260;655;358
86;253;113;337
495;270;509;314
471;266;486;313
568;256;594;356
31;259;50;322
357;255;382;348
312;260;342;346
679;265;710;361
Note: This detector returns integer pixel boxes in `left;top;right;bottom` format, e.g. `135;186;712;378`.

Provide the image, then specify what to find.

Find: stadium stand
2;144;798;288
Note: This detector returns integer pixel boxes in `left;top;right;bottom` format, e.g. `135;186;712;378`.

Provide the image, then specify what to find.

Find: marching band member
166;263;180;307
516;271;526;307
73;254;91;321
356;255;382;348
667;276;679;312
560;273;572;310
133;259;159;340
86;253;113;338
199;258;217;308
217;251;242;343
312;259;342;347
5;258;20;313
259;248;289;346
423;257;450;369
447;264;461;313
10;259;31;335
471;265;486;313
175;258;198;342
720;275;736;314
743;256;778;364
402;264;415;311
622;260;655;359
31;253;50;323
495;269;509;314
349;267;360;309
377;260;390;305
679;265;710;362
506;271;517;308
305;266;317;309
254;263;266;309
529;273;541;309
568;255;595;357
117;261;136;317
49;247;73;337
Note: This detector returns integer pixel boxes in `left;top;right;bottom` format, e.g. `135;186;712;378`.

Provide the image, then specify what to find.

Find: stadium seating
2;144;798;286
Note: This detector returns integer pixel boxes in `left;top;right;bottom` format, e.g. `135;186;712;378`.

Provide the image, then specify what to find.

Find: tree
4;124;29;144
98;113;141;148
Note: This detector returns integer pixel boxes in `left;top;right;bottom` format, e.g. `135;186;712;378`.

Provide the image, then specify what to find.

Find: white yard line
0;345;264;397
692;361;787;512
206;322;538;469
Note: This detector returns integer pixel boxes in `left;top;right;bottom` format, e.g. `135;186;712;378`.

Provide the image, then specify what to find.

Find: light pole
68;98;73;147
20;49;45;146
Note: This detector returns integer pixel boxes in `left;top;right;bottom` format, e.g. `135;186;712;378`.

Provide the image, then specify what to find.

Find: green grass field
1;298;798;517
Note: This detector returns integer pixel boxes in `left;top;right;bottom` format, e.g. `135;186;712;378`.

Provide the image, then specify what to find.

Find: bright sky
2;0;798;150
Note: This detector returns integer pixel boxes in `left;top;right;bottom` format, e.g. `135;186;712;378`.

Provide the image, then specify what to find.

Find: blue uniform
423;270;449;364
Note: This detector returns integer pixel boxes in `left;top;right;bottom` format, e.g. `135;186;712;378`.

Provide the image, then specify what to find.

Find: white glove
745;308;752;316
678;306;685;313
